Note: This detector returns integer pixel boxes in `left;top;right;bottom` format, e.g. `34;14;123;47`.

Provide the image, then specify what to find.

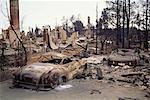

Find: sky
0;0;107;32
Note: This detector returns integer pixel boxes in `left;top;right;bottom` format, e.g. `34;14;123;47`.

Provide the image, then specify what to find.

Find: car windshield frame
41;57;73;65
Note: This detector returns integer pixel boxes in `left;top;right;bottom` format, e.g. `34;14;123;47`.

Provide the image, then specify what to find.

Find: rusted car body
108;49;140;66
13;52;86;90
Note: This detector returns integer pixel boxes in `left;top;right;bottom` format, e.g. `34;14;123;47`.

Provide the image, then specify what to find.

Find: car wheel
59;75;68;85
50;73;59;89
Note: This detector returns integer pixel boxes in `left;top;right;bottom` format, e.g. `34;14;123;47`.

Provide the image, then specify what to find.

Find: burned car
13;52;86;90
108;49;140;66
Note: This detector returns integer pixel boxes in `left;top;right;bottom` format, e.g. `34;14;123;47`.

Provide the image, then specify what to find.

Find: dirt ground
0;79;149;100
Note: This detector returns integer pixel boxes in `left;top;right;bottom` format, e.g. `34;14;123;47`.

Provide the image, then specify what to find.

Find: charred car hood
19;63;58;80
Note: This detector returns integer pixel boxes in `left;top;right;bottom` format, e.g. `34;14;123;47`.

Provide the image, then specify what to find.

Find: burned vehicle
108;49;140;66
13;52;86;90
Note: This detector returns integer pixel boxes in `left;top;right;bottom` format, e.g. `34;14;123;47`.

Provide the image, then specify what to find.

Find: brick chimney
10;0;20;30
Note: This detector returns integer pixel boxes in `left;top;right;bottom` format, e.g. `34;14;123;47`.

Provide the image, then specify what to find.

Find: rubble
90;89;101;95
118;97;140;100
101;64;150;92
121;72;143;77
82;55;106;80
0;1;149;100
145;90;150;98
0;67;19;82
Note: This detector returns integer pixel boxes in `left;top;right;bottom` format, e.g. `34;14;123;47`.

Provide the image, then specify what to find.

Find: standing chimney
10;0;20;30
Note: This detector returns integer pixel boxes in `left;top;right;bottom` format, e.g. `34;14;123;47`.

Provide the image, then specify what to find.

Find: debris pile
82;55;106;80
90;89;101;95
0;67;19;82
118;97;140;100
101;52;150;92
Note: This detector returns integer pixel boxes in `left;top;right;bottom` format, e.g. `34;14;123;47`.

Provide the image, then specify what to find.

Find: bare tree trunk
101;41;105;51
96;22;98;54
149;6;150;30
116;0;119;47
144;0;149;51
96;33;98;54
122;0;126;48
126;0;130;48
